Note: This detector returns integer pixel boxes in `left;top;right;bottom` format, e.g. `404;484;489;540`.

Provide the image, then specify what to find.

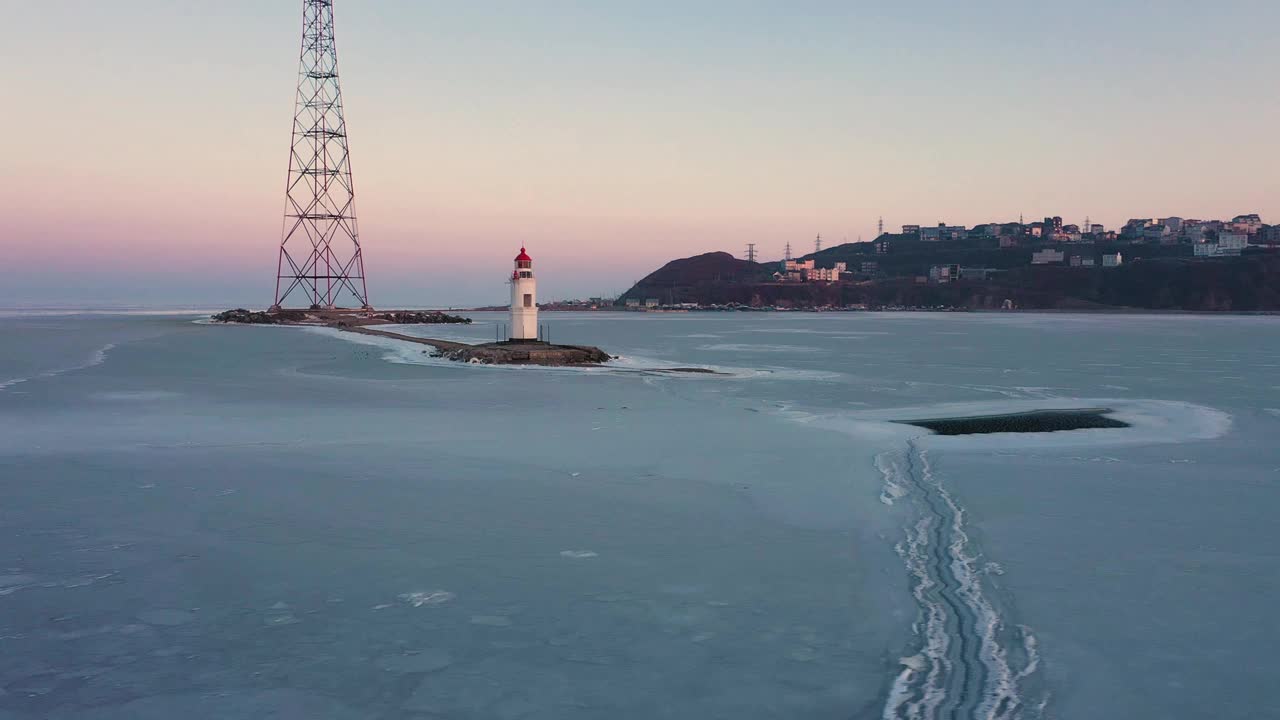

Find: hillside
618;248;1280;311
800;236;1191;279
619;252;773;304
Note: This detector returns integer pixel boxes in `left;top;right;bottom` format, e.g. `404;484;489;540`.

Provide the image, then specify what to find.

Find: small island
212;309;612;367
430;339;612;366
213;247;613;367
211;308;472;326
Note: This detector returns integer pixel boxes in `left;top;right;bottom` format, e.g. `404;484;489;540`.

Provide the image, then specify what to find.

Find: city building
1231;214;1263;235
1184;222;1210;243
929;264;959;283
1219;232;1248;253
809;265;844;282
959;267;999;280
1122;219;1154;239
931;265;999;282
1102;252;1123;267
1144;224;1173;244
776;259;846;282
1142;224;1167;241
919;223;965;242
1032;248;1065;264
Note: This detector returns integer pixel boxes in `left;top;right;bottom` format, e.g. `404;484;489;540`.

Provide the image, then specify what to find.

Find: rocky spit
436;340;612;366
340;327;612;367
212;308;472;326
212;309;612;367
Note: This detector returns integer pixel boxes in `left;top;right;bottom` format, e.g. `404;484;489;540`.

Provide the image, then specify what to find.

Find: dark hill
620;252;772;304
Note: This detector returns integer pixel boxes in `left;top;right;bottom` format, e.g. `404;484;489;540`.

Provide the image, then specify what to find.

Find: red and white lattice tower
271;0;370;310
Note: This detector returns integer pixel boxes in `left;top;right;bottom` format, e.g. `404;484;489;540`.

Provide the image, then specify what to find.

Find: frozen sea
1;310;1278;719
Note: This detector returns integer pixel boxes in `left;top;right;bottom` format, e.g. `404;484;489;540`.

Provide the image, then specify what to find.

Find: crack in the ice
882;442;1043;720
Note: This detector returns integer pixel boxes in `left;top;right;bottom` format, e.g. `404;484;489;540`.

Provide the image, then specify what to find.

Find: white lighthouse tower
509;246;538;340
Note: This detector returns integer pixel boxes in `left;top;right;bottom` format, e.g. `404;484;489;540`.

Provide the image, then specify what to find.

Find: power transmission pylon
815;233;823;254
272;0;370;310
878;216;884;237
745;243;757;263
784;242;792;261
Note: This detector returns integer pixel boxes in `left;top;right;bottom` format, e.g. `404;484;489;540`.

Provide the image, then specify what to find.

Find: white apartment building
1031;249;1065;264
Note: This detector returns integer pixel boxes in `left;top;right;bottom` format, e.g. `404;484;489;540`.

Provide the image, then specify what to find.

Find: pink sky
3;1;1279;306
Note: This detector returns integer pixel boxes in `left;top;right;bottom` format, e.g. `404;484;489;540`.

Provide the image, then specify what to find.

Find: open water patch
789;398;1230;452
901;409;1129;436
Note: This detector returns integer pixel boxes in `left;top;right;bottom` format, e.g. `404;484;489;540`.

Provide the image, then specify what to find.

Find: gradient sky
3;1;1279;307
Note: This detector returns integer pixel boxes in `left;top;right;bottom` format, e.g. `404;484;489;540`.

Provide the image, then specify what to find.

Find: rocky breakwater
211;309;610;367
433;340;612;367
211;308;472;326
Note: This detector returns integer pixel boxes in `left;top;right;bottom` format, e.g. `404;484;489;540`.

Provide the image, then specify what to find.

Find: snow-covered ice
0;310;1277;719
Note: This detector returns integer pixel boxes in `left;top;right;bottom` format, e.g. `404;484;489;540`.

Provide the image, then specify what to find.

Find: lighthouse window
519;271;531;278
523;294;532;308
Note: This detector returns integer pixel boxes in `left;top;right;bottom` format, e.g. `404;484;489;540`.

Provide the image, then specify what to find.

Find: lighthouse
509;246;538;340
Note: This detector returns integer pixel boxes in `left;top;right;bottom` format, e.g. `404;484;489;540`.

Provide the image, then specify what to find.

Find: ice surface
0;310;1278;719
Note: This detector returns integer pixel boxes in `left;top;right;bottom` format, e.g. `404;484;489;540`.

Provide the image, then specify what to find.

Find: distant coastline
611;245;1280;313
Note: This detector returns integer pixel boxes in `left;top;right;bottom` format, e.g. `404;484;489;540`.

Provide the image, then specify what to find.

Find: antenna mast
271;0;370;310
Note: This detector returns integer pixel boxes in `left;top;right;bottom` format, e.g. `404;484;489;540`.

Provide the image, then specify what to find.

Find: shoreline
338;325;612;366
462;306;1280;317
210;309;613;367
338;325;470;353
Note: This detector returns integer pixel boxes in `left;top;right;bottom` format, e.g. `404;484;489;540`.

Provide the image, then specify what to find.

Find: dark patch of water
902;409;1129;435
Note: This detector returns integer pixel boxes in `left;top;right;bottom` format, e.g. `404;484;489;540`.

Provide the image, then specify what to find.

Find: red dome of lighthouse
514;247;532;263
